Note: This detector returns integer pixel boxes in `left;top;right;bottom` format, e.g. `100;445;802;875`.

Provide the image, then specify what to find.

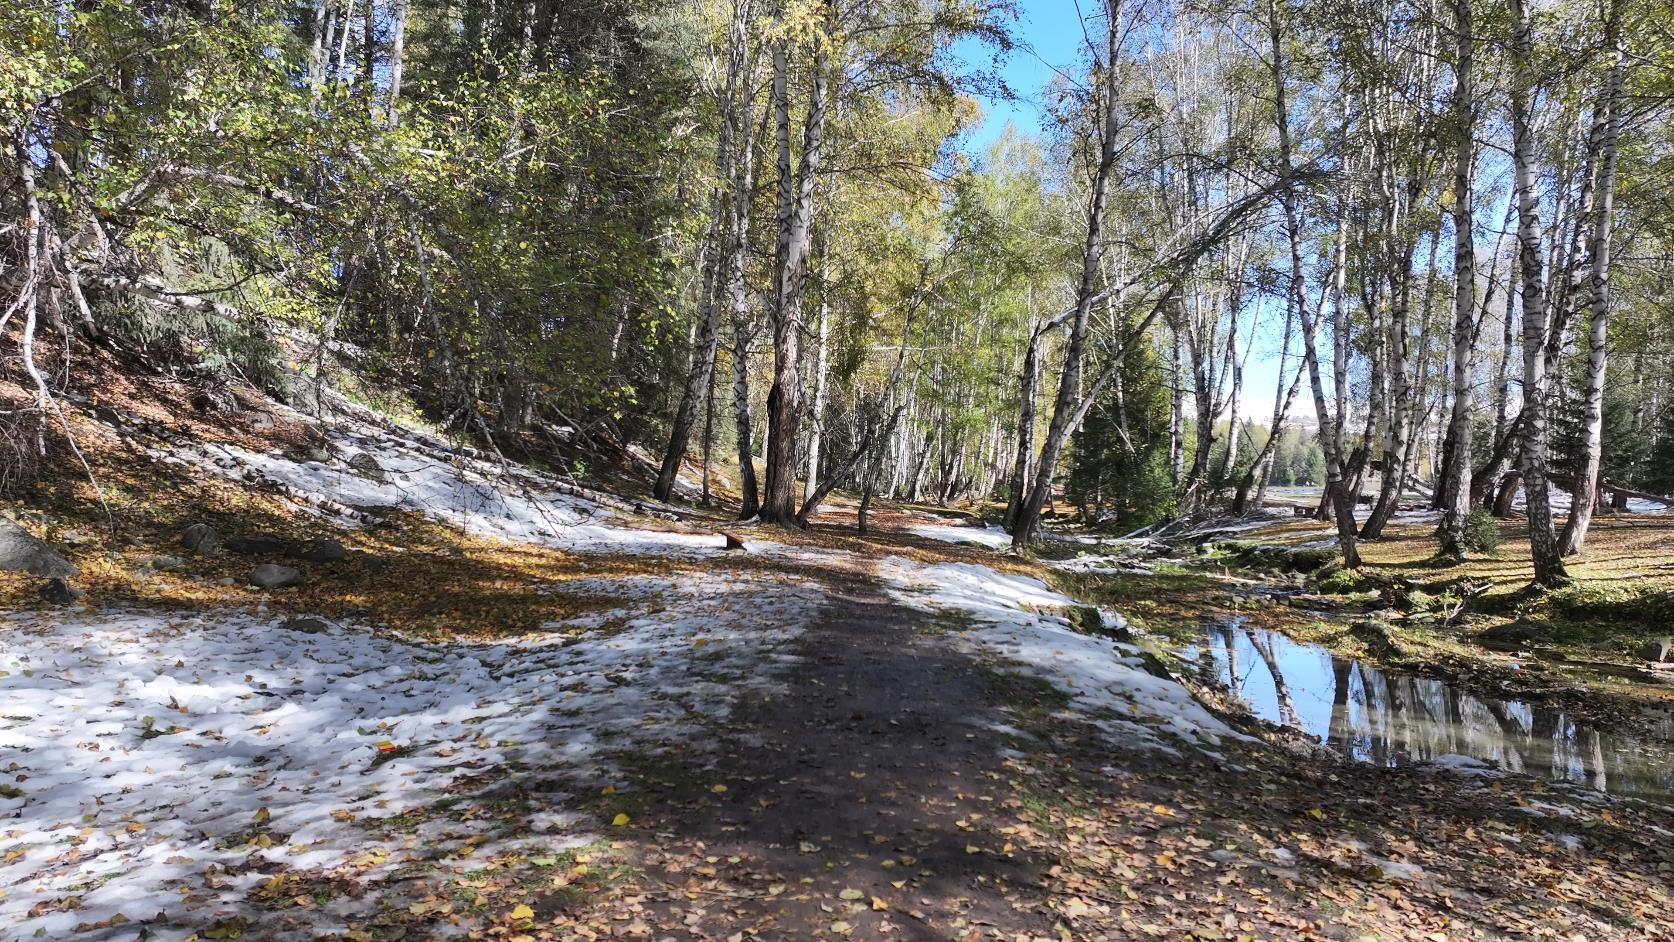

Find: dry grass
1246;512;1674;599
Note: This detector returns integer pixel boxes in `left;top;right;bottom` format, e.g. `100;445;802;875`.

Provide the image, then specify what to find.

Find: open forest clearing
5;0;1674;938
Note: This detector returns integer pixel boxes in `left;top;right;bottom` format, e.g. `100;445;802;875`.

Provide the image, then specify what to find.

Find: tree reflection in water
1187;618;1673;799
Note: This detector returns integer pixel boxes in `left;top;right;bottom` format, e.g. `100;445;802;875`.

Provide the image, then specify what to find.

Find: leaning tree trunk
1267;0;1359;566
1010;0;1125;550
655;1;752;502
1559;20;1624;557
1508;0;1568;585
1232;285;1310;514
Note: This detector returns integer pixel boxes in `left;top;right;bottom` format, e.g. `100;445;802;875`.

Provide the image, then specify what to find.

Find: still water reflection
1185;619;1674;800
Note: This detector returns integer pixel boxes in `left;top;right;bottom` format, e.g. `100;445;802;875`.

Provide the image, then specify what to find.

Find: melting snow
152;397;723;558
0;570;818;939
907;522;1013;549
875;557;1240;755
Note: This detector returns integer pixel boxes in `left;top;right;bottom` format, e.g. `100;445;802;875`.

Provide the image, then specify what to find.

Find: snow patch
874;557;1241;754
0;570;817;939
153;399;722;558
907;522;1012;549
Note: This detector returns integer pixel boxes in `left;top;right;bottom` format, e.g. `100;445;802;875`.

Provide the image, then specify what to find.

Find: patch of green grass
1217;540;1338;574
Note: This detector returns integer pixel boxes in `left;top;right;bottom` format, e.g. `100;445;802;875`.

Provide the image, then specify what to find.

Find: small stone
280;616;331;634
247;564;304;589
39;578;82;604
291;538;348;563
306;447;331;463
180;523;223;557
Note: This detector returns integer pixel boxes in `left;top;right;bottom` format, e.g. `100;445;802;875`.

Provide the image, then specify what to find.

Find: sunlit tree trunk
1508;0;1568;585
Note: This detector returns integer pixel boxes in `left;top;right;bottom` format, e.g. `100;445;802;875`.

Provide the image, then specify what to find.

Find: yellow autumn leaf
612;812;630;826
509;903;535;920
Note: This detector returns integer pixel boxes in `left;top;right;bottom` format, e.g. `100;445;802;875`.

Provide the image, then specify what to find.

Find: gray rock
138;554;186;571
0;516;78;579
226;535;293;555
292;538;348;563
180;523;223;557
247;564;304;589
1639;637;1673;663
347;452;388;482
306;447;332;463
280;616;331;634
39;578;82;604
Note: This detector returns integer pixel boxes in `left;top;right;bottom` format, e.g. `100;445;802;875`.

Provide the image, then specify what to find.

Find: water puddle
1185;619;1674;801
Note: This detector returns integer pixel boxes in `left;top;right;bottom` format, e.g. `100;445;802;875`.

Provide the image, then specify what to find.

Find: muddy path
598;556;1064;940
534;551;1674;941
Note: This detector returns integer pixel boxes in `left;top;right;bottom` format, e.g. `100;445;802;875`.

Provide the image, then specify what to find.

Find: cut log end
720;531;746;551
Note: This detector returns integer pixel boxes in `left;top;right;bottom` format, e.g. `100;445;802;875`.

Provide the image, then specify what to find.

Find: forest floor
2;379;1672;941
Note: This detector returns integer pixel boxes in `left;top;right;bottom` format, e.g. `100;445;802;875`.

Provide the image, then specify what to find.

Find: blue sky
956;0;1092;156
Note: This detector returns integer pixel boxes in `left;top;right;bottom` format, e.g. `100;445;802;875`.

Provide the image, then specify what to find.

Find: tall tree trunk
1169;331;1185;487
1559;15;1625;557
1361;233;1417;540
1508;0;1569;585
761;19;831;524
1439;0;1477;557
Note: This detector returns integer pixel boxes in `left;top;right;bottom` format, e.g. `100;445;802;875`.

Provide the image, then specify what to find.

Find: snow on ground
1515;484;1668;515
0;570;819;940
907;522;1012;549
152;395;725;558
874;557;1242;756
